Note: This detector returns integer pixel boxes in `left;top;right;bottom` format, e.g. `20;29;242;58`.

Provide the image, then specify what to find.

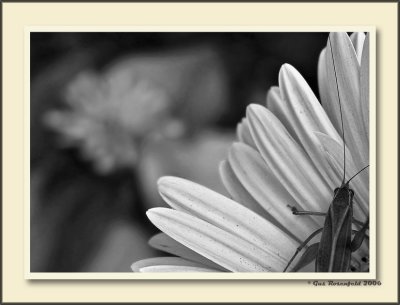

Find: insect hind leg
287;205;326;216
283;228;323;272
288;206;364;229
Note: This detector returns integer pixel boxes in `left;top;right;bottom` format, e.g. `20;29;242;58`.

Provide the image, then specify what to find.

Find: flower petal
360;34;370;140
318;47;341;133
219;160;273;220
147;208;284;271
326;32;368;170
279;64;341;142
247;104;332;214
266;86;293;136
44;111;96;141
236;118;257;149
140;265;218;272
157;177;298;262
350;32;366;64
131;257;220;272
149;233;226;271
279;64;341;186
228;142;320;241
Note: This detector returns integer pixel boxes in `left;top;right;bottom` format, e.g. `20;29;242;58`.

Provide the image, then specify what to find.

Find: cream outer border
3;2;397;303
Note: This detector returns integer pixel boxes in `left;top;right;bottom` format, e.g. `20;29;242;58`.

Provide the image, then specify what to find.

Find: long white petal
280;64;341;142
279;64;341;186
228;142;320;241
157;177;297;261
147;208;285;271
247;104;332;214
219;160;274;220
131;257;220;273
326;32;368;170
350;32;366;64
266;86;295;138
236;118;257;148
318;47;341;133
140;265;219;272
360;34;370;141
149;233;226;271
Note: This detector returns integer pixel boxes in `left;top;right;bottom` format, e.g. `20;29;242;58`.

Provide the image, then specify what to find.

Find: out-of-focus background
31;32;328;272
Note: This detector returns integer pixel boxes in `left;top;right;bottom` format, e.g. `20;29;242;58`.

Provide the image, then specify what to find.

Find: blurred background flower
31;32;328;272
44;72;169;174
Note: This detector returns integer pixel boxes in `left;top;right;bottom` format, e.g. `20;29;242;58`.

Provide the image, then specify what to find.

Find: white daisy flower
132;32;370;272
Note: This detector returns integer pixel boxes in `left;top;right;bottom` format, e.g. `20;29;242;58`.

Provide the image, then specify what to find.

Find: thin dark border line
24;29;376;282
1;301;394;304
0;303;396;305
24;29;377;283
1;1;399;305
397;2;399;305
1;0;399;3
0;6;2;303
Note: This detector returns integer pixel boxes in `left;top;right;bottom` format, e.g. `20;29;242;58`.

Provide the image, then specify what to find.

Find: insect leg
352;217;366;227
291;208;364;226
283;228;323;272
352;230;369;240
287;205;326;216
351;219;369;252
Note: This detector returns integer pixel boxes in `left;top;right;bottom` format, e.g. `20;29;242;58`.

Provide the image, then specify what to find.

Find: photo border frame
1;1;398;303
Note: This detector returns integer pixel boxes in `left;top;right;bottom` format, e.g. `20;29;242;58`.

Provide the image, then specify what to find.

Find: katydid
283;34;369;272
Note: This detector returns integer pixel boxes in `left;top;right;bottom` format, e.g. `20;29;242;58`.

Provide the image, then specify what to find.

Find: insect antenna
328;35;346;185
346;165;370;185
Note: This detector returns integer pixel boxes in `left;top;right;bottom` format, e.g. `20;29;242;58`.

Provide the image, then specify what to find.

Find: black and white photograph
30;31;371;275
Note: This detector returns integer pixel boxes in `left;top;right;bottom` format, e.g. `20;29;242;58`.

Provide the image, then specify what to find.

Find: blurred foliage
30;32;328;272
